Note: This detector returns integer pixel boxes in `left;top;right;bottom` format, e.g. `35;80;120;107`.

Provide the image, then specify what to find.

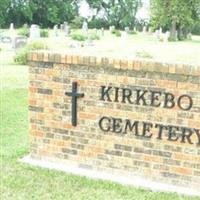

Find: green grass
1;52;200;200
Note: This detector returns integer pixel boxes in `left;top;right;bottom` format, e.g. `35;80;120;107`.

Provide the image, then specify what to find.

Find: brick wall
28;51;200;192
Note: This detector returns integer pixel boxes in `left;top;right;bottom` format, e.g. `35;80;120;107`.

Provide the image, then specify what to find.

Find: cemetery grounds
1;29;200;200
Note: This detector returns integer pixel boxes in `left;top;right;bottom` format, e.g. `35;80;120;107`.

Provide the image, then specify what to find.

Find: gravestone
9;23;14;32
101;28;104;36
64;22;70;36
187;32;192;40
1;36;12;43
109;26;115;32
60;24;64;31
155;29;160;40
124;27;129;34
164;31;170;42
82;21;88;34
159;27;163;35
30;24;40;39
13;36;27;49
53;25;58;37
143;26;147;33
85;35;94;46
121;31;127;40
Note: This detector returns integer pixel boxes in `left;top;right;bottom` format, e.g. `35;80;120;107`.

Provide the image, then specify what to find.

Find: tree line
0;0;200;40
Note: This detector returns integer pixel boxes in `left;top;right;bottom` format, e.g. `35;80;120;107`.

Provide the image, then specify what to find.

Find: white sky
79;0;150;20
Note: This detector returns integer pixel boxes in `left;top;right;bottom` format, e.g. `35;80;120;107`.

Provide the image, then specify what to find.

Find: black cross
65;82;84;126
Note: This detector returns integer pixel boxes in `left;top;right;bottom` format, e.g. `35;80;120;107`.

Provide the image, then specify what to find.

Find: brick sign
28;52;200;195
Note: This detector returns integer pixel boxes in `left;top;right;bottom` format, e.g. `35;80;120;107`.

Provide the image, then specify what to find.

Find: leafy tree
0;0;79;28
0;0;10;27
151;0;200;40
29;0;78;27
86;0;142;29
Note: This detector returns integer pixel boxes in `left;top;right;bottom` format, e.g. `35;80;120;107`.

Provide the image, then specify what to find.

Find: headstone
159;27;163;35
148;27;153;33
9;23;14;32
82;21;88;34
175;31;178;41
187;32;192;40
1;36;12;43
125;27;129;34
53;25;58;37
109;26;115;32
164;31;170;42
64;22;70;36
60;24;64;31
23;23;28;29
13;36;27;49
30;24;40;39
85;37;94;46
121;32;127;40
155;29;160;40
143;26;147;33
101;28;104;36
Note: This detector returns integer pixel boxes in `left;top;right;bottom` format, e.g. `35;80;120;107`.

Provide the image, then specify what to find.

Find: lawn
1;28;200;65
1;54;200;199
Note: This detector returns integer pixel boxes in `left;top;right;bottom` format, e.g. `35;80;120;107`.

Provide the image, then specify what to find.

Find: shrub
128;30;137;35
18;27;30;37
14;41;49;65
40;29;49;37
115;30;121;37
88;19;109;29
71;16;84;29
111;29;121;37
111;29;117;34
89;32;100;40
135;50;153;59
192;22;200;35
70;33;87;41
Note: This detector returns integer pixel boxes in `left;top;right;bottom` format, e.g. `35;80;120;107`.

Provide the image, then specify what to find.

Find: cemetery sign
27;52;200;196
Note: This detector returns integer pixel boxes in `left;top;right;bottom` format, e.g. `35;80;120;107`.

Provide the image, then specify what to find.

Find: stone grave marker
125;27;129;34
187;32;192;40
64;22;70;36
9;23;14;32
109;26;115;32
1;36;12;43
82;20;88;34
159;27;163;35
164;31;170;42
53;25;58;37
13;36;27;49
101;28;104;36
155;29;160;40
60;24;64;31
143;26;147;33
30;24;40;39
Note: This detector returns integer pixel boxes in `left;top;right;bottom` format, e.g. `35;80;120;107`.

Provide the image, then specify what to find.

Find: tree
86;0;142;29
29;0;78;27
151;0;200;41
0;0;10;27
0;0;79;28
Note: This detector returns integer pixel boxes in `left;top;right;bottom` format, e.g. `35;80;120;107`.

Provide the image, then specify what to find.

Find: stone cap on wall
28;51;200;77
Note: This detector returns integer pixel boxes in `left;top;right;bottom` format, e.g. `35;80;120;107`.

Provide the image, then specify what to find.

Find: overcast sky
79;0;150;20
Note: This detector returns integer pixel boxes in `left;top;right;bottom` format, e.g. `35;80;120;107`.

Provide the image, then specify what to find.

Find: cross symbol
65;82;84;126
